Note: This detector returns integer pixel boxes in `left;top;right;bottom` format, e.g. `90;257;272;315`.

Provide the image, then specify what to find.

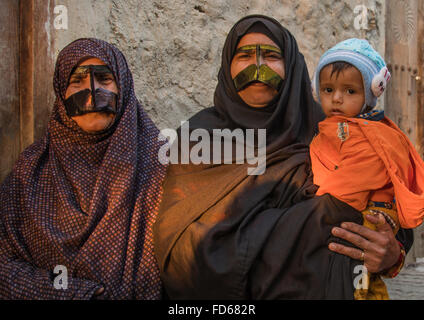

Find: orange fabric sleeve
311;116;424;229
310;122;390;212
359;118;424;228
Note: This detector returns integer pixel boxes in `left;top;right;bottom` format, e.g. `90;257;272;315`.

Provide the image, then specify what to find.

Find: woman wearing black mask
153;15;412;299
0;38;167;299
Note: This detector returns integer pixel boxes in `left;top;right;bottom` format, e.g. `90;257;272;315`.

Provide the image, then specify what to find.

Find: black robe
153;15;413;300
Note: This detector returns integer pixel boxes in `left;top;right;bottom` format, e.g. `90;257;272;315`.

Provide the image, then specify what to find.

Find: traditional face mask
233;44;284;92
64;65;118;117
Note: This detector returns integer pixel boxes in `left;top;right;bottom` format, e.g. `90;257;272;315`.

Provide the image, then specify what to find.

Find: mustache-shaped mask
64;65;118;117
233;44;284;92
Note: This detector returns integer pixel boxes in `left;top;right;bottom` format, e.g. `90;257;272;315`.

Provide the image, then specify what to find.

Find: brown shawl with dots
0;38;167;299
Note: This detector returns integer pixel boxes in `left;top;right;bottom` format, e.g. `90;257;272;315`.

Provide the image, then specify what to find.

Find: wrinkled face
230;33;285;108
319;65;365;118
65;57;118;133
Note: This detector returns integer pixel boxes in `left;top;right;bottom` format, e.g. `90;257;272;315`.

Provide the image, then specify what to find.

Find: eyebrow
320;82;364;89
235;44;282;55
70;65;113;76
69;73;87;80
69;66;115;82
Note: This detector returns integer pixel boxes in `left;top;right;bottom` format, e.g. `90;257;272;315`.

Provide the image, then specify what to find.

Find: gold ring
360;251;365;261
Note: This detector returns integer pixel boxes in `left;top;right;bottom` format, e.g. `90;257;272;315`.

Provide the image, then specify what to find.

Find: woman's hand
328;213;400;273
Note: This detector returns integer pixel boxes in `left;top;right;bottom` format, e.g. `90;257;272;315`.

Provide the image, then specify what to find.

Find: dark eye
69;78;81;84
323;87;332;93
236;52;253;60
100;77;113;83
347;89;355;94
264;53;282;60
96;73;114;84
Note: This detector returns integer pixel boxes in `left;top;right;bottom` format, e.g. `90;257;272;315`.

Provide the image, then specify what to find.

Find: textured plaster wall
51;0;386;130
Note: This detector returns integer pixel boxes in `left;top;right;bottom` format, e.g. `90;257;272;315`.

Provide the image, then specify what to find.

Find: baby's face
319;65;365;118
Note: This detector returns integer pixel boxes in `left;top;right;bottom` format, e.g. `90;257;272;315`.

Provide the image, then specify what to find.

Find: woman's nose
92;77;101;91
256;53;265;66
82;75;96;106
82;74;100;90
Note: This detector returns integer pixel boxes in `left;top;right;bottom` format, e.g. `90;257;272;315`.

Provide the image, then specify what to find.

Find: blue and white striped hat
312;38;391;113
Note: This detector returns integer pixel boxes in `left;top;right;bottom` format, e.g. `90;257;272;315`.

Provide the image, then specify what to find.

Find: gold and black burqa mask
64;65;118;117
233;44;284;92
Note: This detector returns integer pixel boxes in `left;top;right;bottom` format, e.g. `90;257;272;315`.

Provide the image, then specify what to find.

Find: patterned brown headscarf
0;38;167;299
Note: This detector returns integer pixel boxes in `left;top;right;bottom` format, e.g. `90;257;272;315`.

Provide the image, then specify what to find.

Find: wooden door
0;0;53;183
385;0;424;261
0;0;20;182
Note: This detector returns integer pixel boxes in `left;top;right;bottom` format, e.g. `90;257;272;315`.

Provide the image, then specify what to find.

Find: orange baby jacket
310;115;424;228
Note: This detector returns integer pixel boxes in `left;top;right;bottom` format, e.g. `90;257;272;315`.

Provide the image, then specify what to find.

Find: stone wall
51;0;386;130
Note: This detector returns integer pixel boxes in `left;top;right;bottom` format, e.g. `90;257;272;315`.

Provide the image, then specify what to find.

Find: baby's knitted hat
312;38;391;113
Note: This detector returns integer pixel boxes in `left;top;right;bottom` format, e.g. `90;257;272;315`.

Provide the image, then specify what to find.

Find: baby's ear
371;67;391;97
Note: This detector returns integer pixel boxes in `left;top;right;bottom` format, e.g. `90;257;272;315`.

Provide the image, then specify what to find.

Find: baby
310;38;424;300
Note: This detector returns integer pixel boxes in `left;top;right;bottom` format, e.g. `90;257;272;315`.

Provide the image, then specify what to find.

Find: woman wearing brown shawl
0;38;167;299
153;15;413;299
